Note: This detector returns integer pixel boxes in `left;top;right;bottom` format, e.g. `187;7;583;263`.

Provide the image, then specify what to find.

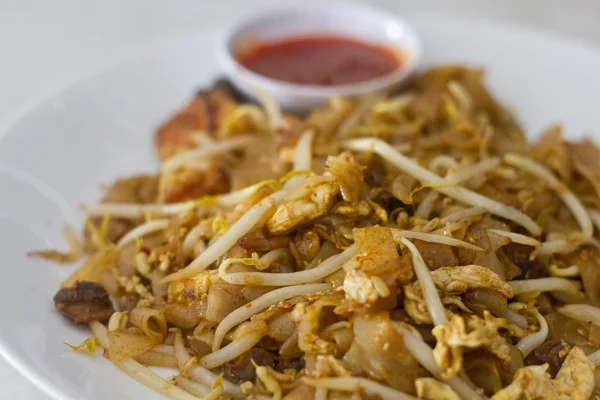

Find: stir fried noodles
36;66;600;399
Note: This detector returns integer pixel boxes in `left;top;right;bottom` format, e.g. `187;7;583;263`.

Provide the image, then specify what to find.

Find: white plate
1;14;600;400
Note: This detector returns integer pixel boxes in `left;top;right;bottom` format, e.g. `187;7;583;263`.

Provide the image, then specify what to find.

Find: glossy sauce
237;36;401;86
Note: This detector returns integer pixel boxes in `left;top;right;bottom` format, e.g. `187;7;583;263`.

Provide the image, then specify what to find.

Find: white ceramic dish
1;14;600;400
219;3;421;112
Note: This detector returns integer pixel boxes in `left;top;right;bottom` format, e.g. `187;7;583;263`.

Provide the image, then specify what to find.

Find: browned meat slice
156;80;239;203
155;79;239;159
54;281;114;323
524;340;571;377
160;163;231;203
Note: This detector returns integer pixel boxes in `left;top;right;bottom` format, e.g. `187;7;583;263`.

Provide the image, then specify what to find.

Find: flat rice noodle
237;231;293;252
455;221;506;280
542;205;581;236
495;250;524;281
325;268;346;287
135;351;179;368
570;139;600;171
267;312;296;343
477;183;523;211
343;312;418;393
464;346;523;395
205;282;247;322
487;128;528;159
546;312;600;349
327;327;354;355
532;126;572;182
564;248;600;306
486;231;512;252
228;143;282;190
463;288;507;316
391;174;418;205
363;156;393;188
353;226;411;282
187;337;212;358
412;239;458;271
570;139;600;208
572;175;600;210
519;188;557;224
279;332;303;360
240;286;273;302
162;299;207;329
108;330;159;360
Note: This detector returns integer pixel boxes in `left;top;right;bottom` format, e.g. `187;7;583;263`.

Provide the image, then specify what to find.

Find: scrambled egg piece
324;152;364;204
554;346;595;400
431;265;514;298
432;311;511;378
490;365;568;400
415;378;461;400
266;153;366;235
403;265;512;324
342;227;412;305
343;269;390;305
403;285;471;324
267;182;339;235
491;346;594;400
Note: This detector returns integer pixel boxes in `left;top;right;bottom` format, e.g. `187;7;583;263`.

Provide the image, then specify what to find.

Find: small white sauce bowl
218;2;422;113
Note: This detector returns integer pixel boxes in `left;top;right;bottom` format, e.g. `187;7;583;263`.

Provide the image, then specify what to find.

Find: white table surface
1;0;599;398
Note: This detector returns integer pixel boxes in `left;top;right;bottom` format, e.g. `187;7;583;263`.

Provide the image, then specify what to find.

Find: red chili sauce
237;35;401;86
